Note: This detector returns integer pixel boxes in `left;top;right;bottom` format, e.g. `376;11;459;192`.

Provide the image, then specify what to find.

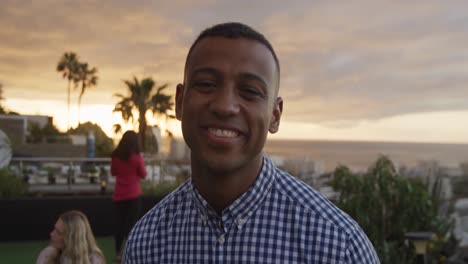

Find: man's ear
175;83;185;121
269;97;283;134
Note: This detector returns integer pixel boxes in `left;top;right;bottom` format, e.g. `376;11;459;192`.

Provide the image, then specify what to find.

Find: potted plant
88;166;99;184
0;168;27;198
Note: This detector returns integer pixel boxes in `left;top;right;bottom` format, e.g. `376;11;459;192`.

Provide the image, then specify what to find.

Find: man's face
50;218;65;249
176;37;282;174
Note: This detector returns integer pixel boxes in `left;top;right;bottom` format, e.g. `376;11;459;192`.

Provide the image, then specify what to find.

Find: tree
113;123;123;135
68;122;114;157
113;76;173;152
26;122;62;143
331;156;453;263
0;83;19;115
57;52;80;129
76;62;98;125
0;83;5;114
42;122;62;142
0;82;3;101
26;123;44;143
0;168;27;198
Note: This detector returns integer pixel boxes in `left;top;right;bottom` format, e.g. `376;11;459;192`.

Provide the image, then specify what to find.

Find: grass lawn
0;237;115;263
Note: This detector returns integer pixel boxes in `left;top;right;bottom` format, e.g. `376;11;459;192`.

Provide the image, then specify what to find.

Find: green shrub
331;156;453;263
0;168;27;197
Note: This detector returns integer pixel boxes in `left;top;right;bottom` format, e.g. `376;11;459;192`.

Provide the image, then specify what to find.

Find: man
124;22;380;263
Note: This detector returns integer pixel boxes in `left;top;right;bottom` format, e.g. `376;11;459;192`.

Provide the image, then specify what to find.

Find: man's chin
205;157;247;175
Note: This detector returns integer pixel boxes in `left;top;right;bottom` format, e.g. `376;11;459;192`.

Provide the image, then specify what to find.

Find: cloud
0;0;192;102
1;0;467;129
260;1;468;124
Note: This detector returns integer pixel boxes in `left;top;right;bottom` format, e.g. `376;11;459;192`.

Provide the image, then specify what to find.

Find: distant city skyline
1;1;468;143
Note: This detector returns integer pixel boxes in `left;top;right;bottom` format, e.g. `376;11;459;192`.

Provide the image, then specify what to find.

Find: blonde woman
36;210;105;264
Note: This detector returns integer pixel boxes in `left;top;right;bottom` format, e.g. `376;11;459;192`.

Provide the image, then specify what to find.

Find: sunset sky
1;0;467;143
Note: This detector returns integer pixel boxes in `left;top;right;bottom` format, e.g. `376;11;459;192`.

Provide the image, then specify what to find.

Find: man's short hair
185;22;280;83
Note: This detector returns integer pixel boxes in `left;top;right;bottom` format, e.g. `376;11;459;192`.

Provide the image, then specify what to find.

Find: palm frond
113;123;122;134
114;76;174;152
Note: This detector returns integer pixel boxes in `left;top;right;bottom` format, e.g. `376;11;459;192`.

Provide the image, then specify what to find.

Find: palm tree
57;52;80;129
76;62;98;125
113;123;123;135
0;83;5;114
0;82;3;101
113;76;173;152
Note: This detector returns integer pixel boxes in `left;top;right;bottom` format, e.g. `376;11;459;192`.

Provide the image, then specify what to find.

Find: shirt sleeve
345;227;380;263
122;238;135;264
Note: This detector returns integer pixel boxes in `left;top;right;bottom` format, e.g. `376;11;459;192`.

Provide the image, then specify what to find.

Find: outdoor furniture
405;231;435;264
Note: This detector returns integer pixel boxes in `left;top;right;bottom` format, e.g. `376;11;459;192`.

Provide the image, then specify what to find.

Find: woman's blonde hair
59;210;104;264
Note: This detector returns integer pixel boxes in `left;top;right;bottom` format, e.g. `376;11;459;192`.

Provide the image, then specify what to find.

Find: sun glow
5;98;182;140
5;98;468;144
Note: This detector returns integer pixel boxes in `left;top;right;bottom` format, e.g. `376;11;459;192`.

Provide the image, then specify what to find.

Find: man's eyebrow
190;67;221;78
189;68;269;90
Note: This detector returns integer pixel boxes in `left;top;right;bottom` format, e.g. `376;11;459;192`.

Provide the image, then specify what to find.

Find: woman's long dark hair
112;130;141;160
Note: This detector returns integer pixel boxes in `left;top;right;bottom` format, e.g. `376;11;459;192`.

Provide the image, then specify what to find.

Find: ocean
263;139;468;172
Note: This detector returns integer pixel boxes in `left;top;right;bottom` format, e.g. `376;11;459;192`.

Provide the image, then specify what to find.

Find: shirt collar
190;154;276;230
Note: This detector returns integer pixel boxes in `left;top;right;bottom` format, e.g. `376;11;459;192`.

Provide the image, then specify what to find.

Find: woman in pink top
111;130;147;262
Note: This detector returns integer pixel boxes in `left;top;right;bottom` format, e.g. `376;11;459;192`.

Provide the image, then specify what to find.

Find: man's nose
209;86;240;117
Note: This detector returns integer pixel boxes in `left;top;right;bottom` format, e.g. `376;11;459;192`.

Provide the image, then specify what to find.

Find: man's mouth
208;128;239;138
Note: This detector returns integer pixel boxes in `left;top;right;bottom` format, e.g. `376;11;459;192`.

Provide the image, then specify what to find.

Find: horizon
266;137;468;146
2;1;468;144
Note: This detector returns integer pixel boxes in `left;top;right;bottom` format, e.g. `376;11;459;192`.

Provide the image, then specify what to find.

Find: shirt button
237;218;246;229
218;235;225;244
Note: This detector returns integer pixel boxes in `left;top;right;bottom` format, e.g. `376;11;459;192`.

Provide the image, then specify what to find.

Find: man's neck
191;156;263;215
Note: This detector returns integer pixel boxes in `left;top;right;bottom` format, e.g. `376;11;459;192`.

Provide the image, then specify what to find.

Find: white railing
9;157;186;186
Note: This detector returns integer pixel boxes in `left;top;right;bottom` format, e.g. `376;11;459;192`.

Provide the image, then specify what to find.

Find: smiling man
124;22;379;263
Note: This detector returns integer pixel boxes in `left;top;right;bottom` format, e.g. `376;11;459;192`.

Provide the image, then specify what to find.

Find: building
0;114;87;157
0;114;53;144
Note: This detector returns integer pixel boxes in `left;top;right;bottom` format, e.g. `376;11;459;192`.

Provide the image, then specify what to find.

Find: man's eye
192;81;216;92
240;86;264;100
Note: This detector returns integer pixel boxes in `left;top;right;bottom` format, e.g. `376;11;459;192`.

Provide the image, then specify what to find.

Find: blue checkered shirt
124;155;380;263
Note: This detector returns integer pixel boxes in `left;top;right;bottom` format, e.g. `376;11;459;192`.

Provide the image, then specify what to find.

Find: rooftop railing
9;157;187;187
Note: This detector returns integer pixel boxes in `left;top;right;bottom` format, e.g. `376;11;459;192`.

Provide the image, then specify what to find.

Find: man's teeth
209;128;238;138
